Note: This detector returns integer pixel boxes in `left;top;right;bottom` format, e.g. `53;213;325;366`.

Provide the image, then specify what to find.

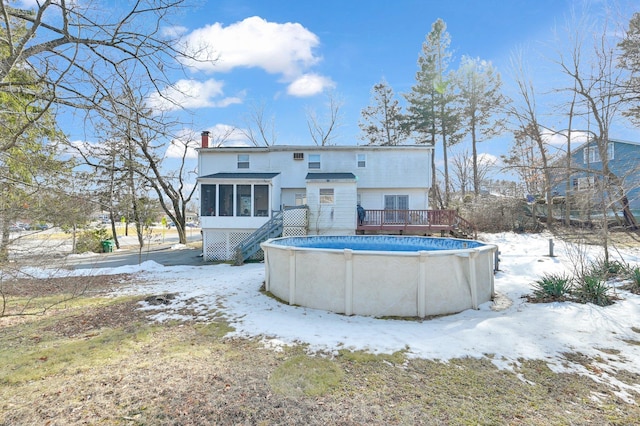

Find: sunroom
198;172;281;260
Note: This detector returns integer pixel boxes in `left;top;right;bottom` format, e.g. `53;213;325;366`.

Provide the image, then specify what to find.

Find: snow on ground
13;232;640;401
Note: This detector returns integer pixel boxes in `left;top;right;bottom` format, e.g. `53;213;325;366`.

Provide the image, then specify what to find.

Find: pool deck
355;209;476;239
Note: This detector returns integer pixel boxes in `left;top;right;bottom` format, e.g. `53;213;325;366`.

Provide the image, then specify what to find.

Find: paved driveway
8;228;208;270
65;243;207;270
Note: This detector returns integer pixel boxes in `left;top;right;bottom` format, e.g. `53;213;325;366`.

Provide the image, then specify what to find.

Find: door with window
384;195;408;223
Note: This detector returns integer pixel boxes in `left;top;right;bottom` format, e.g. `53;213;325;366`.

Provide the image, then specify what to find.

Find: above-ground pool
261;235;498;318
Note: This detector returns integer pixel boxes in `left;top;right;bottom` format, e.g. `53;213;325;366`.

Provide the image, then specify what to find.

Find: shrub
530;273;573;302
75;228;111;254
572;273;614;306
458;197;536;233
589;257;628;279
623;267;640;294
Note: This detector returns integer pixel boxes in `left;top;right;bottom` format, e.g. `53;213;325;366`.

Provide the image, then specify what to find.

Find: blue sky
171;0;578;146
154;0;638;171
19;0;640;182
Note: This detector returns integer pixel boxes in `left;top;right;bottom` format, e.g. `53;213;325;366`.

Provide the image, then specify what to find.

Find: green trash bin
101;240;114;253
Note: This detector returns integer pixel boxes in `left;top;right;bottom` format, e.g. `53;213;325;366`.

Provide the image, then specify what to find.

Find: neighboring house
197;131;433;261
550;138;640;213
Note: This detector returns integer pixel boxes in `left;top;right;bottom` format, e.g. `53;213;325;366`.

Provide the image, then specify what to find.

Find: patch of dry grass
1;275;640;425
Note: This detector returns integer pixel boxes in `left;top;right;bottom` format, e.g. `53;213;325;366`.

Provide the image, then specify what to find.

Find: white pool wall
261;236;498;318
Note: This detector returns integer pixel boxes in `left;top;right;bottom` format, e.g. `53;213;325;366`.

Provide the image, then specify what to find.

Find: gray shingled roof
305;172;356;180
199;172;280;179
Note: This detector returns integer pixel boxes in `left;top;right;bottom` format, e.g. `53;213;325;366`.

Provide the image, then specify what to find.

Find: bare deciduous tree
240;100;278;146
306;92;343;146
505;50;556;224
358;78;408;146
451;149;495;197
555;12;633;260
1;1;198;150
455;55;506;198
70;79;198;246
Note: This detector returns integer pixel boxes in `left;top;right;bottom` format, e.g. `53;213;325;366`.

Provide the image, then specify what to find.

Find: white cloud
162;25;189;38
287;73;335;97
165;136;199;159
542;130;591;148
206;124;252;147
61;139;109;159
477;152;499;166
165;125;251;158
182;16;320;77
147;79;242;112
179;16;332;98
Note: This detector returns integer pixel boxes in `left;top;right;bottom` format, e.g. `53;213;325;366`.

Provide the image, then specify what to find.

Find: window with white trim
357;153;366;168
236;185;252;216
201;184;216;216
308;154;321;169
237;154;250;169
320;188;334;204
574;176;595;191
219;185;234;216
295;193;307;206
208;183;270;217
583;143;614;164
254;185;269;216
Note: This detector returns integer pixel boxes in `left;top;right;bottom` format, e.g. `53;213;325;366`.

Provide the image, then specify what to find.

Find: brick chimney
201;131;210;148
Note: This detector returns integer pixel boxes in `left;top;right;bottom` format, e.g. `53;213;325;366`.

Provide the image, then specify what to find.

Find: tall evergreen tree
404;19;460;207
359;78;407;146
0;16;69;261
619;12;640;125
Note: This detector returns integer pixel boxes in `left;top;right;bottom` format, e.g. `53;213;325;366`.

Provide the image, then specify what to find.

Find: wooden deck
356;209;476;239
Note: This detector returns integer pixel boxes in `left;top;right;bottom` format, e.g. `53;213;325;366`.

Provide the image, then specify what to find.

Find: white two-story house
197;131;433;261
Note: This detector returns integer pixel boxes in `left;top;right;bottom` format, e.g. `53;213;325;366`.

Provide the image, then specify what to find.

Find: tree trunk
0;227;9;263
471;121;479;196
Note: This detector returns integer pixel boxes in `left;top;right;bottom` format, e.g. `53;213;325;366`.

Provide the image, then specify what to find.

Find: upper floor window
357;153;366;168
237;154;250;169
308;154;321;169
584;143;614;164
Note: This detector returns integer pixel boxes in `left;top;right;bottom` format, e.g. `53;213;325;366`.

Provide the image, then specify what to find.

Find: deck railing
358;209;476;238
